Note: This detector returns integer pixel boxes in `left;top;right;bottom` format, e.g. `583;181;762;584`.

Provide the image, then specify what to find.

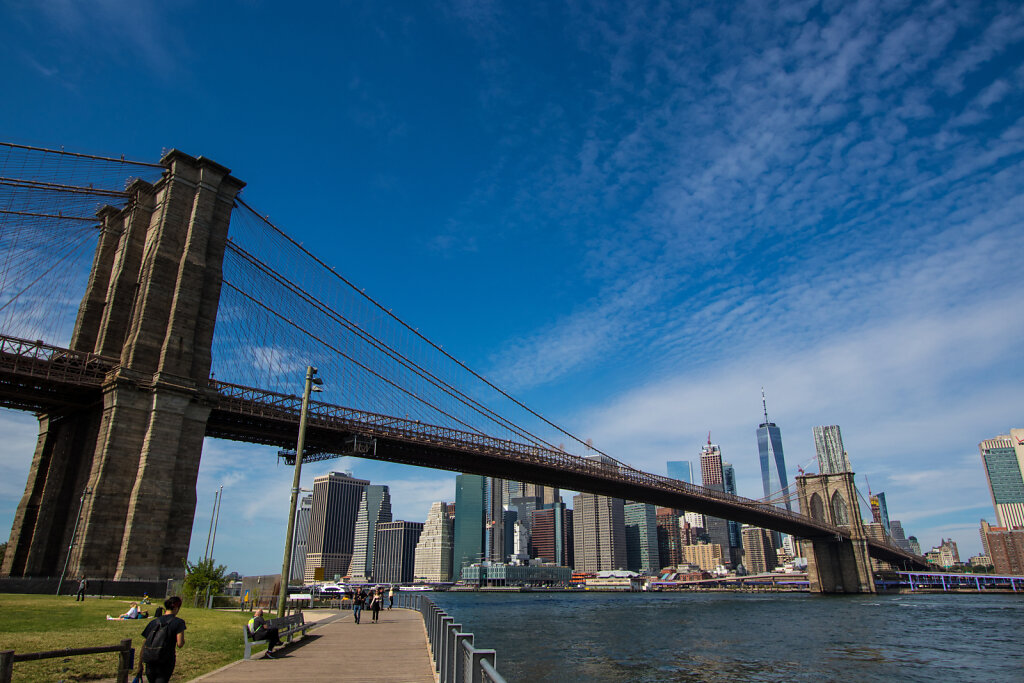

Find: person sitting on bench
248;609;284;658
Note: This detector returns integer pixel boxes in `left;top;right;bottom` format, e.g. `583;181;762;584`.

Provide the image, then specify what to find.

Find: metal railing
395;592;507;683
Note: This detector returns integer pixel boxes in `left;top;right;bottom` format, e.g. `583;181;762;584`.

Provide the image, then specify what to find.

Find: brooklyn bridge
0;142;927;593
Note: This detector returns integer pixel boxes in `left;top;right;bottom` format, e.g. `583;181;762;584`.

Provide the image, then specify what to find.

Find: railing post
455;634;473;683
0;651;13;683
439;616;453;679
116;639;131;683
471;649;496;683
445;623;461;683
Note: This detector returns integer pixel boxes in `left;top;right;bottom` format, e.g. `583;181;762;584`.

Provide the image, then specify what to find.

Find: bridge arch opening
831;490;849;526
809;492;825;521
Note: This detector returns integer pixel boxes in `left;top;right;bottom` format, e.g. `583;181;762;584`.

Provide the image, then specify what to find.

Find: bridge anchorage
0;144;929;590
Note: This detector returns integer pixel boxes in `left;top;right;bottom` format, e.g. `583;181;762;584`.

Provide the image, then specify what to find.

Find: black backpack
141;616;174;664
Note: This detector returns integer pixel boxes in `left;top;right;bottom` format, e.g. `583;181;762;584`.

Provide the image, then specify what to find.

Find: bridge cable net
218;199;617;462
0;143;162;345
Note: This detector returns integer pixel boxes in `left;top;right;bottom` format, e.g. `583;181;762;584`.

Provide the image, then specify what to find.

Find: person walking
352;588;365;624
370;587;383;623
139;596;186;683
388;585;395;610
76;576;87;601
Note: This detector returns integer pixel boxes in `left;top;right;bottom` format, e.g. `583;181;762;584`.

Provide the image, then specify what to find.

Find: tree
182;557;228;601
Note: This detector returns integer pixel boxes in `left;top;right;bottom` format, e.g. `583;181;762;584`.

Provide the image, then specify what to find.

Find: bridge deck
195;608;435;682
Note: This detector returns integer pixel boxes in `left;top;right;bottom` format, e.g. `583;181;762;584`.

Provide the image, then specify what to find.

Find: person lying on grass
107;602;147;620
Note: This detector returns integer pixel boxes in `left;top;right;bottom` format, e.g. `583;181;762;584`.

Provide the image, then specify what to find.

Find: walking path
194;608;436;682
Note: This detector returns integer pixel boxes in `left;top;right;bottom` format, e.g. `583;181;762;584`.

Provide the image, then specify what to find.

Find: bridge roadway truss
0;334;927;570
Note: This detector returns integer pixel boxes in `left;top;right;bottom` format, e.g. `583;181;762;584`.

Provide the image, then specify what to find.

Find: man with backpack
138;596;186;682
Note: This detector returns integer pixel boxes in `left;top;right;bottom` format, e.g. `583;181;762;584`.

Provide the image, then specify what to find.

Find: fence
0;640;132;683
394;592;507;683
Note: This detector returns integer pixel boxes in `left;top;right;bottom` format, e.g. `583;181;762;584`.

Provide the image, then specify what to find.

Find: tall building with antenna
756;389;793;512
699;436;732;561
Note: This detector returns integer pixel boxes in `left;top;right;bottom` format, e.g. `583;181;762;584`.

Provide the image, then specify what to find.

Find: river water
430;591;1024;682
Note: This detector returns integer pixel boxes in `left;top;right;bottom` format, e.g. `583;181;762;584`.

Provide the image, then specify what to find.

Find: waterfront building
624;502;660;574
741;525;777;574
656;507;683;568
304;471;370;582
461;562;571;587
979;435;1024;529
925;539;960;568
700;438;732;561
968;554;993;568
531;502;572;567
756;392;793;511
667;460;693;483
349;484;392;582
573;461;627;571
682;543;724;571
983;526;1024;575
289;494;313;584
453;474;486;580
812;425;852;474
413;501;454;582
373;520;423;584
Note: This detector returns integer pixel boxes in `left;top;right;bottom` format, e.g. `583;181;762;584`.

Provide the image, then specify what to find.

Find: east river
429;591;1024;682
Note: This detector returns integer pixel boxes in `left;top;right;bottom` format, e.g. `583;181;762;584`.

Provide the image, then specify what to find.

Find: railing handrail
401;592;507;683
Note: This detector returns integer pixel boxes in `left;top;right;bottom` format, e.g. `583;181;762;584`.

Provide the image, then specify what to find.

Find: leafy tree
182;557;228;601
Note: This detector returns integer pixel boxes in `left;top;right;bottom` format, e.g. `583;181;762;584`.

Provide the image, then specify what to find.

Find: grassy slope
0;594;260;681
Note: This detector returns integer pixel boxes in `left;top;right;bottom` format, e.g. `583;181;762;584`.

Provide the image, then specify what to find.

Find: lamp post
277;365;322;617
57;487;91;596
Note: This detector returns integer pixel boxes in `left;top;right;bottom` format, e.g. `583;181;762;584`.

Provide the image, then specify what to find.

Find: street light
57;487;91;596
277;365;322;617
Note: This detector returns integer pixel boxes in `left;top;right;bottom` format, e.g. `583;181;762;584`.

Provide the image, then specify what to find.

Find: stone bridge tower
2;151;243;581
795;472;875;593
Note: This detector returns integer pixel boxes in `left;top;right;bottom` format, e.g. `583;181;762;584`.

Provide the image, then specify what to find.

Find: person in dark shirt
248;609;284;658
352;588;366;624
139;596;186;683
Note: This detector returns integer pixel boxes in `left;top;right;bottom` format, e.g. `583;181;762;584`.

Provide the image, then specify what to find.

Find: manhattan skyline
0;1;1022;574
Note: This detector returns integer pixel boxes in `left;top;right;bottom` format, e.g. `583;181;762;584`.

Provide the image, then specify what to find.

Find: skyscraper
573;458;627;572
722;462;742;550
889;520;912;552
453;474;486;579
700;437;732;558
373;521;423;584
624;503;660;574
656;507;683;568
531;502;572;566
413;501;454;582
741;525;777;574
289;495;313;584
869;492;890;535
756;391;793;511
666;461;692;483
304;471;370;582
522;483;561;506
813;425;852;474
979;434;1024;529
349;485;392;582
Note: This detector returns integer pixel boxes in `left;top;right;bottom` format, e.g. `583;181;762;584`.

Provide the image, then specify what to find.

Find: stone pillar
795;472;875;594
2;151;244;581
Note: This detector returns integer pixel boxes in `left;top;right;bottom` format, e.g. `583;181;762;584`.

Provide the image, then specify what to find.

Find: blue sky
1;0;1022;573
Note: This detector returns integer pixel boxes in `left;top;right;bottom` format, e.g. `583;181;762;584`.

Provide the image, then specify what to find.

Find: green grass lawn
0;594;261;681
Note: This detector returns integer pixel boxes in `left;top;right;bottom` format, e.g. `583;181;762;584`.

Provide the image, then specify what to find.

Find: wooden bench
243;613;312;660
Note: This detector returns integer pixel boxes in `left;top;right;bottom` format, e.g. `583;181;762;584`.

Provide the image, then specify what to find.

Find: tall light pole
57;487;91;596
277;365;322;617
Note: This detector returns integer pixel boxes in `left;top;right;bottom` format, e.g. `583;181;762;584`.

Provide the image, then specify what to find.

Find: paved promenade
195;608;436;682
